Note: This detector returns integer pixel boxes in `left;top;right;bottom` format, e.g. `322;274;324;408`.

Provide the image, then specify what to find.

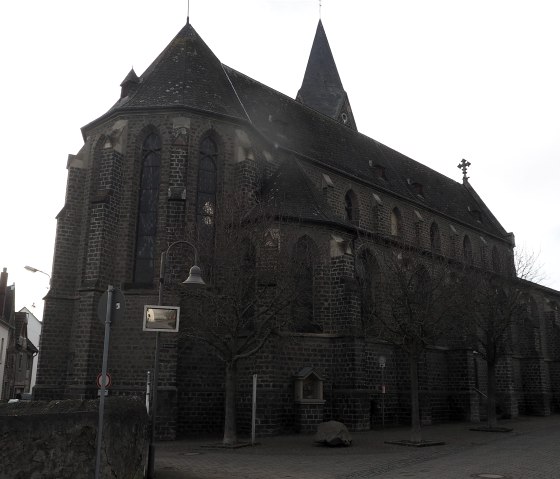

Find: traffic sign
96;372;112;389
97;288;125;324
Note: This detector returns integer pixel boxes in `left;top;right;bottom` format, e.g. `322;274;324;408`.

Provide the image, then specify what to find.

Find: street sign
98;288;125;324
96;372;112;389
143;305;180;332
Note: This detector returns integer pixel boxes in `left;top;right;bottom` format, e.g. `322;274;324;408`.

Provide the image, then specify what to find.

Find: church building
35;18;560;438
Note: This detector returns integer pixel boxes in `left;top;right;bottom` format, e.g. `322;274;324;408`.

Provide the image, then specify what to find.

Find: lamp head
182;265;206;288
24;266;39;273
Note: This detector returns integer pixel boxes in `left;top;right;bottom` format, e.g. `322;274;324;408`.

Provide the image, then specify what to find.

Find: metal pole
95;285;113;479
146;370;151;414
381;366;385;429
147;253;166;479
251;374;257;445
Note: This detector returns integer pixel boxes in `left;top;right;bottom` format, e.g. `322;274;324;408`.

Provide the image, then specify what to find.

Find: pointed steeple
120;68;139;99
296;20;357;130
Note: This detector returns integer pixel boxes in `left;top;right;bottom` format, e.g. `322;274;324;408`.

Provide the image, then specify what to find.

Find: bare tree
464;248;542;429
180;198;302;445
363;246;463;443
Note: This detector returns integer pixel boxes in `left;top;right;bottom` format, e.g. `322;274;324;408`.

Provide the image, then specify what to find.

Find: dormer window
412;182;424;197
390;208;402;237
468;207;483;223
373;164;387;180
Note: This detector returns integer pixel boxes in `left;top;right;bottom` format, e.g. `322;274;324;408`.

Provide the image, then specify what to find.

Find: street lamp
147;240;205;479
24;265;51;286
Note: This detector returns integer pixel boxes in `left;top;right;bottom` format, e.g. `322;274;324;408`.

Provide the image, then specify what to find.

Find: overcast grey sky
2;0;559;320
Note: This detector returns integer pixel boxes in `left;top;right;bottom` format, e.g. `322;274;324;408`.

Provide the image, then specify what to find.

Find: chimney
0;267;7;318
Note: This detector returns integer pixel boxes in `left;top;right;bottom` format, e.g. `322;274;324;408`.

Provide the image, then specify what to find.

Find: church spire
296;20;357;130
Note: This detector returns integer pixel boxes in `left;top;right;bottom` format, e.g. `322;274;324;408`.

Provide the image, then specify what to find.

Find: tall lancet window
197;137;218;240
134;132;161;284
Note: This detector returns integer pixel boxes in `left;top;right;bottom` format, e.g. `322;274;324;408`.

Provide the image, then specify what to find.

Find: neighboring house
0;269;10;399
11;311;39;397
35;17;560;439
0;268;16;400
19;307;42;393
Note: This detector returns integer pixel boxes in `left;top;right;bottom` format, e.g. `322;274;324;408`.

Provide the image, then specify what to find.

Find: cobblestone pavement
155;415;560;479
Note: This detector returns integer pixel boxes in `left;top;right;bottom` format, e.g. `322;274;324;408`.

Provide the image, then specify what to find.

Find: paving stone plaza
155;415;560;479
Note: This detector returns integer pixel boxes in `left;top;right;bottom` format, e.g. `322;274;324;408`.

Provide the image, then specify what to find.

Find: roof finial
457;158;471;181
187;0;190;24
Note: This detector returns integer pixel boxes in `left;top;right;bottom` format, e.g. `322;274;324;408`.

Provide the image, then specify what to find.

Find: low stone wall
0;397;148;479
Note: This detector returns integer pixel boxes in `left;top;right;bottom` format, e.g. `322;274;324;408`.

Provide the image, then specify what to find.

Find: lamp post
147;240;205;479
24;265;51;286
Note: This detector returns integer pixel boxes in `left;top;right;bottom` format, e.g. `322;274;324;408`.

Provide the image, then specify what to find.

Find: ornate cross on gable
457;158;471;180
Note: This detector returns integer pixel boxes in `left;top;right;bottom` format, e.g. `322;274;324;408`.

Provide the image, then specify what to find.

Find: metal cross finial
457;158;471;181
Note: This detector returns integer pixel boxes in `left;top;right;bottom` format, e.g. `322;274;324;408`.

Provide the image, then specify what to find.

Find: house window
18;353;23;370
133;132;161;284
390;208;402;237
197;137;218;238
430;222;441;252
463;235;473;265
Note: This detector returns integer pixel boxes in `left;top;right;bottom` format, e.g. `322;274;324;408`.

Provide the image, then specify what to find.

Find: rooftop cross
457;158;471;181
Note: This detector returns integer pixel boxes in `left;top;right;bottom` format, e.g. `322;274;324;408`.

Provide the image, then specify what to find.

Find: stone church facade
35;19;560;438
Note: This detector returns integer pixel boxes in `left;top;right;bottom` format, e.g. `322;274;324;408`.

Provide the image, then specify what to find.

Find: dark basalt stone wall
0;397;148;479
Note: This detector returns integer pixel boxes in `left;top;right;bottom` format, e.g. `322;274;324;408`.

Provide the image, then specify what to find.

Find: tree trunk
409;355;422;443
487;361;498;429
223;360;238;445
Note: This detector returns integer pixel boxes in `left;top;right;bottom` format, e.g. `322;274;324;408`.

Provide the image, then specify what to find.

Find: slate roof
89;20;509;240
104;22;247;119
257;157;342;225
224;66;508;238
296;20;348;121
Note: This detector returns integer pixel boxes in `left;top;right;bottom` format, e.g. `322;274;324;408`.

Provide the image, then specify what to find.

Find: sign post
94;286;125;479
379;355;386;430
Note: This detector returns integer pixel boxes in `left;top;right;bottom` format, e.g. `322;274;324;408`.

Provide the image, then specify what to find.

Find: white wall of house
19;307;41;392
0;321;9;399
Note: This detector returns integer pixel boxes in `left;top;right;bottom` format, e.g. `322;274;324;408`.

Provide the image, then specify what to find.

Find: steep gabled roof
296;20;356;130
258;157;340;224
101;22;248;120
224;65;508;239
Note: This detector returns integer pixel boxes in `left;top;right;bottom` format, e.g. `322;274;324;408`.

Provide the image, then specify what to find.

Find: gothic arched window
430;222;441;252
134;132;161;284
197;137;218;239
292;236;321;333
240;238;257;329
356;249;379;328
390;208;402;237
492;246;501;273
344;190;359;224
463;235;473;265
